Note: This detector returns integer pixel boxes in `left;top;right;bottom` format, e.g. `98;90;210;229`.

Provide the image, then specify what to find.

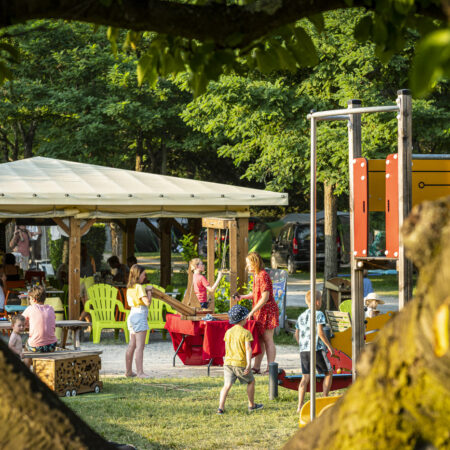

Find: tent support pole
68;217;81;320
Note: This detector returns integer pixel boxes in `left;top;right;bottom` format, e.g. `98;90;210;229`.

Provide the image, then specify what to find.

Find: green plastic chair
339;299;352;318
145;284;167;344
85;283;129;343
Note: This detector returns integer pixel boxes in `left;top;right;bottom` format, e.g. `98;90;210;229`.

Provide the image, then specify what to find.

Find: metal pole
268;362;279;400
310;113;317;420
307;105;399;119
348;99;364;382
397;90;413;309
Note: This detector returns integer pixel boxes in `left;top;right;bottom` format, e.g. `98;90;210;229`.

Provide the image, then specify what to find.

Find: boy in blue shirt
295;290;335;413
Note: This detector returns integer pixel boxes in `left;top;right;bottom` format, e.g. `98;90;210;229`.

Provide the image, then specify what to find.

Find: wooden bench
325;310;352;332
23;350;103;397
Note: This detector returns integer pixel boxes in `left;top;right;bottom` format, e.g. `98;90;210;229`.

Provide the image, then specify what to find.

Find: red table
165;314;261;372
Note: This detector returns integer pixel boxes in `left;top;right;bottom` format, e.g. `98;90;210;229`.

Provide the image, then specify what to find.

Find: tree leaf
106;27;120;56
308;14;325;33
137;53;153;85
411;29;450;97
292;26;318;66
354;16;373;42
0;43;20;62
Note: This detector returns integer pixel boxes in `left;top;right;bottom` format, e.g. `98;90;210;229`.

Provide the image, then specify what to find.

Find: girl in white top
125;264;152;378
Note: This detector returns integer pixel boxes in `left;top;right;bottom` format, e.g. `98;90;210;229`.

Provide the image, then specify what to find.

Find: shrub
179;233;198;268
214;274;253;313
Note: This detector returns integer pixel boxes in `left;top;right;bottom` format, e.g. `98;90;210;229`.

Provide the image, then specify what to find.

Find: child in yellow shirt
217;304;263;414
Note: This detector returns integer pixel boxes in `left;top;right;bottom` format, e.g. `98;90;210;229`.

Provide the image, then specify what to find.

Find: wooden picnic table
0;319;91;350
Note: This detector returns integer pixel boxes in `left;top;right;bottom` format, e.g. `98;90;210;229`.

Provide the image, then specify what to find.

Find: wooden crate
32;351;103;397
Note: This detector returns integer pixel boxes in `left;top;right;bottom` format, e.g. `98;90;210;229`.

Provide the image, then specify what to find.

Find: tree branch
1;0;446;47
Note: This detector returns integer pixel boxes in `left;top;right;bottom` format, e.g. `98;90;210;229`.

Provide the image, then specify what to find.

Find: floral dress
252;270;279;333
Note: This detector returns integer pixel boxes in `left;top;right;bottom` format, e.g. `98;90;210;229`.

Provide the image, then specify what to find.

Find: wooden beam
80;219;96;237
236;217;248;295
169;218;189;236
229;221;238;299
141;218;161;239
111;219;126;232
159;219;171;288
52;218;70;236
68;218;81;320
202;218;233;230
397;90;413;309
182;268;201;308
122;219;137;264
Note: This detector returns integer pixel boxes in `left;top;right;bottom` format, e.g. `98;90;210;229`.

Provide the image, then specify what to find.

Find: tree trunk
160;144;167;175
284;197;450;449
322;181;338;308
135;130;144;172
0;340;116;449
110;222;122;257
18;121;37;159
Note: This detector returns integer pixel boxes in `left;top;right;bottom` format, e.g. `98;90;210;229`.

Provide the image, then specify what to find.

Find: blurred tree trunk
110;222;122;257
284;197;450;449
0;340;116;449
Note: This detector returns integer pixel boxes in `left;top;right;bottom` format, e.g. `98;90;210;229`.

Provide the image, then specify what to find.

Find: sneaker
248;403;264;412
217;408;225;415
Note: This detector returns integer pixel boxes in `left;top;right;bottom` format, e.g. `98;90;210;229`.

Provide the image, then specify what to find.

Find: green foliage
178;233;198;266
215;275;252;313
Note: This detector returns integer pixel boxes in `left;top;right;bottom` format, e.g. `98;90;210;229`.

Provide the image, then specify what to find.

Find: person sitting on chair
107;255;129;284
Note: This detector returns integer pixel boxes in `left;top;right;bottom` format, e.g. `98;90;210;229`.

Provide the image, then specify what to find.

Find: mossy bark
0;339;115;449
285;197;450;449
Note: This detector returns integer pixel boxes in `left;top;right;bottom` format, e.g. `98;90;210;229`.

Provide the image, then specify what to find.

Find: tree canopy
0;0;448;96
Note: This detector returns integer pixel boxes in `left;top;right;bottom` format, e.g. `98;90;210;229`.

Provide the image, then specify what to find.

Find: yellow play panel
299;396;342;427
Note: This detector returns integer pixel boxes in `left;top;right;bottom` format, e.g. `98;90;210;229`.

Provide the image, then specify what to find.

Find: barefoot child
8;314;25;357
125;264;152;378
190;258;223;309
295;290;335;413
217;304;263;414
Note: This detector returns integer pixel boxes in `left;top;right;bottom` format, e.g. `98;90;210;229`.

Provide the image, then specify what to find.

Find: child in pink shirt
22;285;57;353
189;258;223;309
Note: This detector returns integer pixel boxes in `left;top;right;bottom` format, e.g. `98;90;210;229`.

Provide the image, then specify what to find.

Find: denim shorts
127;306;149;333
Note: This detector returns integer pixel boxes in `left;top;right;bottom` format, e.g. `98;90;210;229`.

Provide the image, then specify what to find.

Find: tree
182;9;450;276
0;1;448;96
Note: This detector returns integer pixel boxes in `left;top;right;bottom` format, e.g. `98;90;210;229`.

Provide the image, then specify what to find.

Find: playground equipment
299;396;342;428
306;91;413;420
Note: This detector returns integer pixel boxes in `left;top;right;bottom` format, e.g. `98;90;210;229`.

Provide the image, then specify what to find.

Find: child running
189;258;223;309
295;290;335;413
125;264;152;378
218;304;263;414
8;314;25;358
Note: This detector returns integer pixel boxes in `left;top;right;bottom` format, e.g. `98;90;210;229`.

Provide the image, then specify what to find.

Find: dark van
270;222;329;274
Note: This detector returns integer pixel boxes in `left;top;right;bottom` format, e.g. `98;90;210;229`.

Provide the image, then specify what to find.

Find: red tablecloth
165;314;261;366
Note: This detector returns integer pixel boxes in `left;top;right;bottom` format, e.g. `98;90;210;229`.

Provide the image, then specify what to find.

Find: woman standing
238;252;279;374
125;264;152;378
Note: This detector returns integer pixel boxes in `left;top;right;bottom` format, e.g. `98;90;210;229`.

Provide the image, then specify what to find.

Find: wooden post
207;228;215;284
236;218;248;293
122;219;137;264
397;89;413;309
229;221;238;297
348;99;364;381
159;219;171;288
68;217;81;320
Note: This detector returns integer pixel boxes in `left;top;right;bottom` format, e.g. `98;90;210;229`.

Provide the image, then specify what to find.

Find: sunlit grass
64;376;303;449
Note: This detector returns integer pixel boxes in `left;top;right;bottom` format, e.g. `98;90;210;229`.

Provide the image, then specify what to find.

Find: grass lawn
64;376;304;449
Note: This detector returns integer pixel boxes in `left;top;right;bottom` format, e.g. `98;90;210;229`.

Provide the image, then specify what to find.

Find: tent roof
0;157;288;219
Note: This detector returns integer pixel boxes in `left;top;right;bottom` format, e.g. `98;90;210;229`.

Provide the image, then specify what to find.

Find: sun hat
228;304;249;325
364;292;385;306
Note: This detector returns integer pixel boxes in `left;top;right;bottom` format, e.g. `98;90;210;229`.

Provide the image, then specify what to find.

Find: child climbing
189;258;223;309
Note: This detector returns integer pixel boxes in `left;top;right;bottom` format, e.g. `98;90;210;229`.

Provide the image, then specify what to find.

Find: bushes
48;223;106;271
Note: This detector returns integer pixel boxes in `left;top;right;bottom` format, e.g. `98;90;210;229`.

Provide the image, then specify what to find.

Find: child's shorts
300;350;332;375
26;341;57;353
224;365;254;385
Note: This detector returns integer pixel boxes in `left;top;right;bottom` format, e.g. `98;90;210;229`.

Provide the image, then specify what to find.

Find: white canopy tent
0;157;288;218
0;157;288;319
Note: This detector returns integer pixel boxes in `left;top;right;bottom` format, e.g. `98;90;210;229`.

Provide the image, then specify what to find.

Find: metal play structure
307;89;413;419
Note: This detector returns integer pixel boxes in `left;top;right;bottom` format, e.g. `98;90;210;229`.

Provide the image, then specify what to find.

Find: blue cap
228;304;249;325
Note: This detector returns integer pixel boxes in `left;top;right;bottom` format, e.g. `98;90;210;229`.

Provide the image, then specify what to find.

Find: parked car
271;222;330;274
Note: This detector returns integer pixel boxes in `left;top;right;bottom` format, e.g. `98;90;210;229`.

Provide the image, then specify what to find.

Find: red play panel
353;157;369;257
385;154;399;258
